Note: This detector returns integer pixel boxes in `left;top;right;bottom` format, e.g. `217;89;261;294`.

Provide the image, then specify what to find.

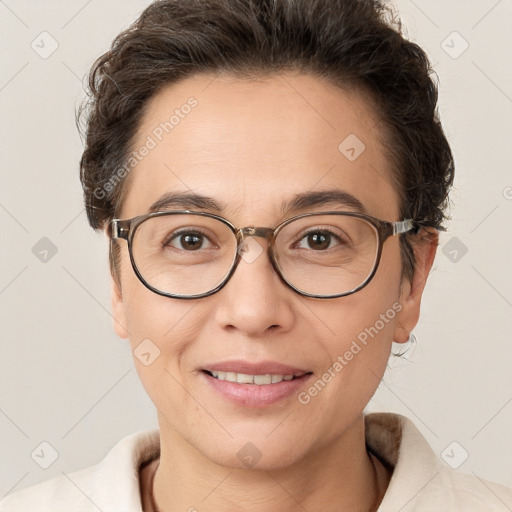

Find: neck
149;414;390;512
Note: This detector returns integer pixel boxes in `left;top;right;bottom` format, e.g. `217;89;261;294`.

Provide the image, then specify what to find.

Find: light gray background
1;0;511;498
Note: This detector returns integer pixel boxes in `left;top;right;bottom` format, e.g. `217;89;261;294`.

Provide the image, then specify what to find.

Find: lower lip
201;371;312;408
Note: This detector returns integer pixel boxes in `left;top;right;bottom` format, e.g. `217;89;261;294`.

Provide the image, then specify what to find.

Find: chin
199;434;311;472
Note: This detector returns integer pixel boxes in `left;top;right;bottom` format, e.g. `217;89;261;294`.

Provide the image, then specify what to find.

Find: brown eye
306;232;331;250
180;233;203;250
297;230;341;251
166;230;212;251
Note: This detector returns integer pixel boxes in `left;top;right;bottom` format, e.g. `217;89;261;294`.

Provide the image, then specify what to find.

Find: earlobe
111;274;129;339
394;230;438;344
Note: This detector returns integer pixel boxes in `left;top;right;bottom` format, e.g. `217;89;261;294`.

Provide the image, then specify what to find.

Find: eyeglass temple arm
392;219;415;236
109;217;418;241
110;220;130;240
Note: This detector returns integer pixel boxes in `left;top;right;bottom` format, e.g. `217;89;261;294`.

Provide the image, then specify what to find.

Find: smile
205;370;306;385
201;367;313;407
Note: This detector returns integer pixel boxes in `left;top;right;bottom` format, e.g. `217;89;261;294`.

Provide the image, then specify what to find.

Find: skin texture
109;72;437;511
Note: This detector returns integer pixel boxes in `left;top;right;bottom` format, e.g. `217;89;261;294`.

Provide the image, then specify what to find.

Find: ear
104;223;129;340
111;273;129;339
394;230;438;343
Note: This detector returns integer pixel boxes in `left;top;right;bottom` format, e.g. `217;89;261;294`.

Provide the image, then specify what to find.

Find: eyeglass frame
109;210;417;300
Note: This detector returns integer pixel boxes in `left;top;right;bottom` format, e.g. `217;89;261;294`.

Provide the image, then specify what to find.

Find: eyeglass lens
130;213;380;297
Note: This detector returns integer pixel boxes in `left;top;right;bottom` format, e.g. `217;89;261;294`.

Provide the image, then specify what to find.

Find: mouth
199;362;313;407
202;369;309;385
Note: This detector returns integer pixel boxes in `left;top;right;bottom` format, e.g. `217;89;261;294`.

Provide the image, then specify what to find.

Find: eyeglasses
110;211;416;299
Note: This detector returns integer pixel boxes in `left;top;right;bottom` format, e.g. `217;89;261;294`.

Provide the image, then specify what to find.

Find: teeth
237;373;254;384
208;371;301;385
253;374;271;385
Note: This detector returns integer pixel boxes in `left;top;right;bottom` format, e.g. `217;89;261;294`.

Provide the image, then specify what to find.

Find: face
110;72;433;470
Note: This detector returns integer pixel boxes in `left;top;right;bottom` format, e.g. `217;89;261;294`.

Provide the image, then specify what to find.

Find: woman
2;0;511;510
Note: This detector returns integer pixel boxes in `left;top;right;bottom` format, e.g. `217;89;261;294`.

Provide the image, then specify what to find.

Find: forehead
121;72;400;222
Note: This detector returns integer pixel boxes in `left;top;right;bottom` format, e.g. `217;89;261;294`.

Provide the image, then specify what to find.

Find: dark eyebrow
281;190;367;216
147;189;366;216
148;192;224;214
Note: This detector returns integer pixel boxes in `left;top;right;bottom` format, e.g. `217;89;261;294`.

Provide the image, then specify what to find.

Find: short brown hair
78;0;454;282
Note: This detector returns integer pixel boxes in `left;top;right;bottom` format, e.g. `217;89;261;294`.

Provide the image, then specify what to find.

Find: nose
213;236;295;338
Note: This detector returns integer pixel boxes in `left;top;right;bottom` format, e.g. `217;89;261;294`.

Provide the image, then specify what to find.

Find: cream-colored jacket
2;413;511;511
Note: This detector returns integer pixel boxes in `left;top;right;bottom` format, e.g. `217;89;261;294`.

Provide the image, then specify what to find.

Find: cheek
291;289;400;455
316;288;400;377
124;293;200;354
327;238;403;343
305;241;403;403
120;278;201;388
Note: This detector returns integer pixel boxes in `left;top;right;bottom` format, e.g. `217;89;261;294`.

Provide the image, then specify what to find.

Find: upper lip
202;360;310;375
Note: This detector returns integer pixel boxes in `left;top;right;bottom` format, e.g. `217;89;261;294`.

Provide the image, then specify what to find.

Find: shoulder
0;466;100;512
365;412;512;511
0;429;160;512
432;468;512;511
